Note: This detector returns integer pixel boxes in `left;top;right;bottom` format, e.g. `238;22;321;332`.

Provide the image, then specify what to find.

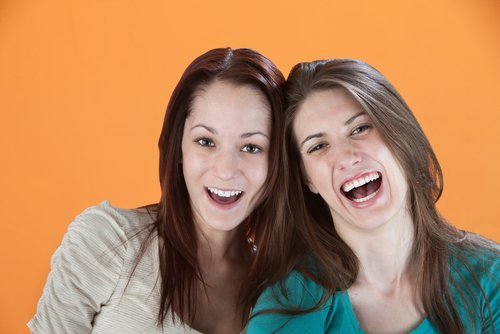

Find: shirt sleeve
27;205;128;334
246;272;333;334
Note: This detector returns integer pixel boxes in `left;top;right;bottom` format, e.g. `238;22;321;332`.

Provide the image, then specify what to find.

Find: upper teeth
342;172;380;193
207;187;242;198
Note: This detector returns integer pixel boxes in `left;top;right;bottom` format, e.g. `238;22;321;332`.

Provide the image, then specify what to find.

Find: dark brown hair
149;47;286;326
283;59;497;333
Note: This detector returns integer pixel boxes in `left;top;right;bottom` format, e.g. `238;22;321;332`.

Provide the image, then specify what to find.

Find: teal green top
247;247;498;333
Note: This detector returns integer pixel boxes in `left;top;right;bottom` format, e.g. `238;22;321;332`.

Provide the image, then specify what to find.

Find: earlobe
307;182;319;194
300;163;318;194
304;176;319;194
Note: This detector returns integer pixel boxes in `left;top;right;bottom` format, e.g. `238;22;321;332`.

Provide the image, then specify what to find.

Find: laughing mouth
207;187;243;204
341;172;382;203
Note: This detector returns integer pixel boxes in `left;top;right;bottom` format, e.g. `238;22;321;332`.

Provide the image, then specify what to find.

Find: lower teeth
352;189;379;203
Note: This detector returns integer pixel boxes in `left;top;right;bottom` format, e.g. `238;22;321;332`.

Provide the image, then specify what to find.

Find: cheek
392;165;408;198
181;149;207;181
248;156;269;188
378;148;408;196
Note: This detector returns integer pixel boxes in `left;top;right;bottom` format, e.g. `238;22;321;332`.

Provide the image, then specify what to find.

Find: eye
241;144;262;154
351;124;371;136
195;138;215;147
307;143;328;154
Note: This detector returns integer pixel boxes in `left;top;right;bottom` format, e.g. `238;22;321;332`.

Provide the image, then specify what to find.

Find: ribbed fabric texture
28;201;203;334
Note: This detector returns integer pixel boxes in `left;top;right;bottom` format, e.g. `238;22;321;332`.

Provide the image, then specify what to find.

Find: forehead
299;88;361;116
188;80;271;128
294;88;363;132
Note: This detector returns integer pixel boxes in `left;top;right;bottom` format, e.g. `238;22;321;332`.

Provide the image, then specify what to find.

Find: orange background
1;0;499;332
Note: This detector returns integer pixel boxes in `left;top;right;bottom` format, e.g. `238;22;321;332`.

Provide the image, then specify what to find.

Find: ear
303;173;319;194
306;179;319;194
299;161;318;194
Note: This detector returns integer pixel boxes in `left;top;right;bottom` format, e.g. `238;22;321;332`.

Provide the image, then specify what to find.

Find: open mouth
341;172;382;203
207;187;243;205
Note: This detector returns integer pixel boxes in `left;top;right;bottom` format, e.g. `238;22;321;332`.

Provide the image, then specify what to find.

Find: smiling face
181;79;271;234
293;87;410;233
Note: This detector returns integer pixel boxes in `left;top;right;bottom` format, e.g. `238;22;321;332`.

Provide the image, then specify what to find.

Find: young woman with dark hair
247;59;498;333
28;47;287;334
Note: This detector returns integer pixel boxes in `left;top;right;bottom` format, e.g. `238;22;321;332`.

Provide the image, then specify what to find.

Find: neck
196;224;250;265
336;211;414;290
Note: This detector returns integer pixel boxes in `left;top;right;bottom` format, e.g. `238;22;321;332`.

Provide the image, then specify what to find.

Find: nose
214;150;240;181
331;141;361;170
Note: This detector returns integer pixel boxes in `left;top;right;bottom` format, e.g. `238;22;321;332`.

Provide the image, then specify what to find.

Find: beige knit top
28;201;204;333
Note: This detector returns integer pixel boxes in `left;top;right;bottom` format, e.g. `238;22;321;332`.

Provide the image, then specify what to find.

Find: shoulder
63;201;156;251
448;240;499;330
256;271;327;310
247;272;334;334
27;202;158;334
72;201;156;235
449;241;499;284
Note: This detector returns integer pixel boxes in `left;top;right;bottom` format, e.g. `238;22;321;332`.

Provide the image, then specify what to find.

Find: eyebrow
241;131;269;139
299;111;367;149
191;125;269;139
345;111;367;126
191;124;217;134
300;132;325;150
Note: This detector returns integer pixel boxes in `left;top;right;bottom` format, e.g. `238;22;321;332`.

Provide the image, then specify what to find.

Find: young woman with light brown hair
247;59;498;333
